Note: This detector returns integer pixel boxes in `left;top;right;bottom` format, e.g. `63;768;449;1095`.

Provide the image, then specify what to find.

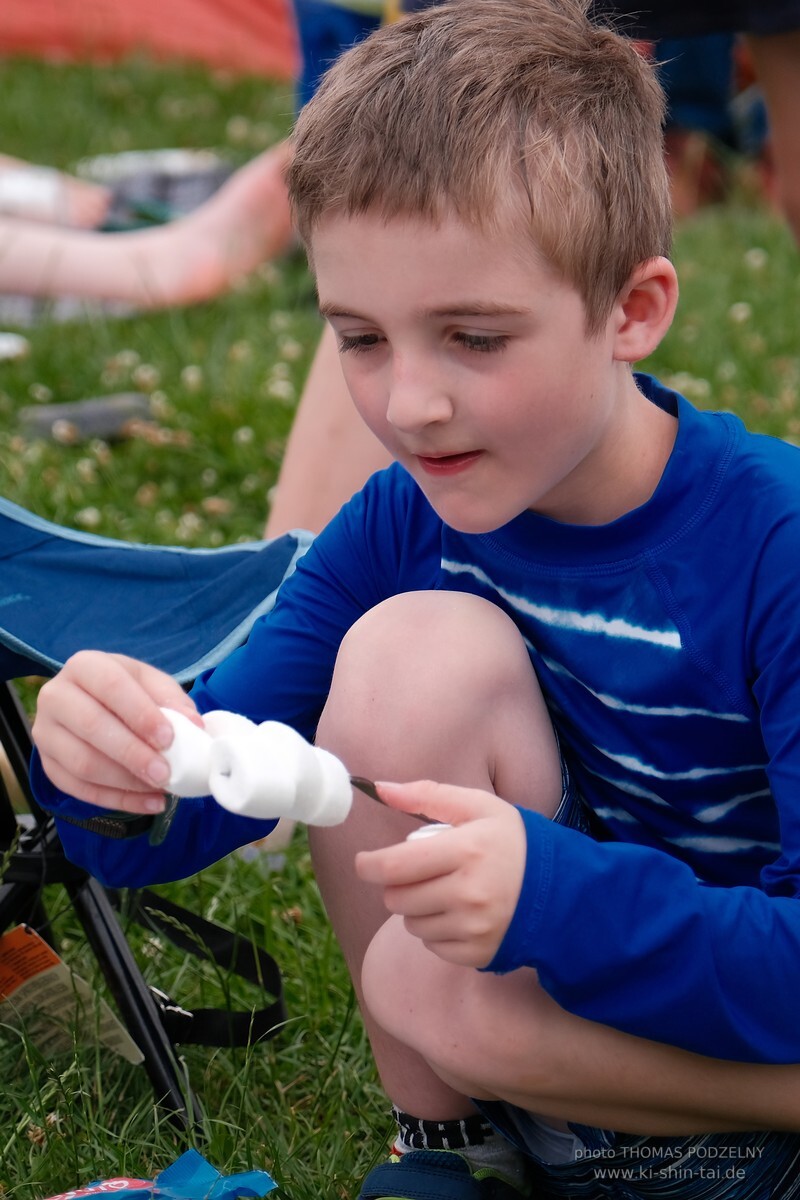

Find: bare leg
264;323;392;538
312;589;800;1135
366;918;800;1135
311;590;564;1116
0;143;293;307
745;31;800;245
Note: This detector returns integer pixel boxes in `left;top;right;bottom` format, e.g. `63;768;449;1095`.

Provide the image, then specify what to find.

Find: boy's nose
386;364;454;434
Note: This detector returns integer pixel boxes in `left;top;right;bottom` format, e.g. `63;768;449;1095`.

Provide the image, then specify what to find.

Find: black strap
58;811;155;840
117;887;286;1047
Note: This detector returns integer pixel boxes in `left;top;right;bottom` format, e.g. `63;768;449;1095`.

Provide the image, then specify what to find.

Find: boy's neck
534;373;678;528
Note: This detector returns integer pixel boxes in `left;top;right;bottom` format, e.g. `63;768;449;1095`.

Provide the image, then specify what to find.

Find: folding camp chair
0;495;313;1128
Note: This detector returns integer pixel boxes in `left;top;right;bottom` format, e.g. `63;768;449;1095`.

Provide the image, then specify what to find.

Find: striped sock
390;1107;529;1190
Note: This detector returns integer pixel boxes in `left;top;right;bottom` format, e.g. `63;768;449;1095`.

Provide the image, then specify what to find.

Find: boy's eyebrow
422;302;533;318
318;301;532;320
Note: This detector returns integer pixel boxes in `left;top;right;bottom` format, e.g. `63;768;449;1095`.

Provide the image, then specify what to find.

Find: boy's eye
337;333;382;354
453;332;508;354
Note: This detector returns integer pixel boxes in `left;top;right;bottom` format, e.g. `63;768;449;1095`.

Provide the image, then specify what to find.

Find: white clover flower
51;419;79;445
202;496;233;516
228;339;252;363
132;363;161;391
135;482;159;507
226;115;251;144
28;382;53;403
266;378;295;403
176;511;204;540
744;247;768;271
149;390;171;419
180;364;204;392
279;337;303;361
76;458;98;483
75;507;102;528
728;302;752;324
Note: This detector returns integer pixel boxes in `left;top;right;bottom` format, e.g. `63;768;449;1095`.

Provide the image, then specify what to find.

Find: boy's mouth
416;450;483;476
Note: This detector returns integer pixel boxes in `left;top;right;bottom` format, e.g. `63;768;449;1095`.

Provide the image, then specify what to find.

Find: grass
0;50;798;1200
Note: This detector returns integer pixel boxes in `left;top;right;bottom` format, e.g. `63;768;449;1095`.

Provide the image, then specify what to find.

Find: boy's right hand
32;650;202;814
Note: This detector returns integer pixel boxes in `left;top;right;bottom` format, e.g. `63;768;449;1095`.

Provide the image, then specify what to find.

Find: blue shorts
475;760;800;1198
588;0;800;37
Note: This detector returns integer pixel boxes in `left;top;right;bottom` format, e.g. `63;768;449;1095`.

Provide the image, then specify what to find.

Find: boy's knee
318;589;561;808
363;916;552;1101
329;590;532;705
362;915;467;1061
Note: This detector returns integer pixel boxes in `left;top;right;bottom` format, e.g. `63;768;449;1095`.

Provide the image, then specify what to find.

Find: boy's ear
611;257;679;363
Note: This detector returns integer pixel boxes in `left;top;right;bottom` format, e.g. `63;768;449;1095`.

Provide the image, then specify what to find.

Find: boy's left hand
355;780;526;968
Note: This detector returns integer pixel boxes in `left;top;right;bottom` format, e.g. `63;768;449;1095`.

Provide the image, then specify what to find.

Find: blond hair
288;0;672;332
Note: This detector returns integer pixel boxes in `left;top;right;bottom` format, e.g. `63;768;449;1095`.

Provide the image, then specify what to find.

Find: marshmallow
209;722;309;818
159;707;214;796
202;710;258;739
159;707;354;826
305;747;353;826
209;722;353;826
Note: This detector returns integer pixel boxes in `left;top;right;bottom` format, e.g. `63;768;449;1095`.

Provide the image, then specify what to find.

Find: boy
31;1;800;1196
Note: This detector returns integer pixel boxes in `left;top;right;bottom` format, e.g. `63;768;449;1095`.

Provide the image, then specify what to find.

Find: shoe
358;1149;529;1199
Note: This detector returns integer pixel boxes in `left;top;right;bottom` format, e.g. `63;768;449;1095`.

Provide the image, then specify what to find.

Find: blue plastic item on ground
43;1148;278;1198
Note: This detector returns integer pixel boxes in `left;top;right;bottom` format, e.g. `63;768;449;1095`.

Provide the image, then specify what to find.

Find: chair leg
0;680;202;1130
66;872;204;1131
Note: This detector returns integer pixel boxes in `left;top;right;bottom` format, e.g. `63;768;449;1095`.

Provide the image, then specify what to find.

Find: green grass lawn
0;51;798;1200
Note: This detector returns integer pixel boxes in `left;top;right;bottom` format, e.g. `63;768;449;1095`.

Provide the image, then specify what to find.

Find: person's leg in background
293;0;382;108
745;29;800;243
656;34;737;216
264;323;391;538
0;153;112;228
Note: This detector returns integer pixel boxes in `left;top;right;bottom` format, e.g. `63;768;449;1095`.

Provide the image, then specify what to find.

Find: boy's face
312;209;643;533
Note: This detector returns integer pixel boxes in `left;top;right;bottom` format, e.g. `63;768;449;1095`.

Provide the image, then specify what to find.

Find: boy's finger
375;778;502;825
37;747;167;814
106;654;201;747
36;679;173;789
356;829;459;886
38;720;166;795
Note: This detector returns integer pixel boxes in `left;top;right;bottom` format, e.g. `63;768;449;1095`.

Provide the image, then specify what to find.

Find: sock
391;1107;529;1190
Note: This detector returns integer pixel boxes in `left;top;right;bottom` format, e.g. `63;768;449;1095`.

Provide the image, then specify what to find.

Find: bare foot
173;142;295;304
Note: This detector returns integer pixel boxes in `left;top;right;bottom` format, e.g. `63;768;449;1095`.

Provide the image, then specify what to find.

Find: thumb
375;778;503;826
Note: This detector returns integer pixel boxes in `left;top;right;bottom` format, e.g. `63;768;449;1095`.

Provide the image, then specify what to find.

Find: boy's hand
355;780;526;968
32;650;201;814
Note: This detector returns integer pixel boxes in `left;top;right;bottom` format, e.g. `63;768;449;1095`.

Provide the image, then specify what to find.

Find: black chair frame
0;681;285;1132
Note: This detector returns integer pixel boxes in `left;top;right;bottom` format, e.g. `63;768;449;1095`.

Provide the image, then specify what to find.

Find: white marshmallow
159;707;214;797
209;722;308;818
159;707;354;826
307;747;353;826
208;722;353;826
202;710;258;739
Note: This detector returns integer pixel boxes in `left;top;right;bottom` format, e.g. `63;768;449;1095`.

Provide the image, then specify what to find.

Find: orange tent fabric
0;0;299;81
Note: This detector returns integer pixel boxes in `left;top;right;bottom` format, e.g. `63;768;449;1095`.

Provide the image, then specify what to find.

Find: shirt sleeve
489;512;800;1065
489;810;800;1063
31;466;440;887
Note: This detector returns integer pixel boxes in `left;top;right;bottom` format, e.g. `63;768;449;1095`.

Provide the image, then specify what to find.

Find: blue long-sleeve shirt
33;375;800;1064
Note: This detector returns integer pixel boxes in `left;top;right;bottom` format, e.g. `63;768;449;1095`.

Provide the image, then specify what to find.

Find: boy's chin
424;496;517;536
